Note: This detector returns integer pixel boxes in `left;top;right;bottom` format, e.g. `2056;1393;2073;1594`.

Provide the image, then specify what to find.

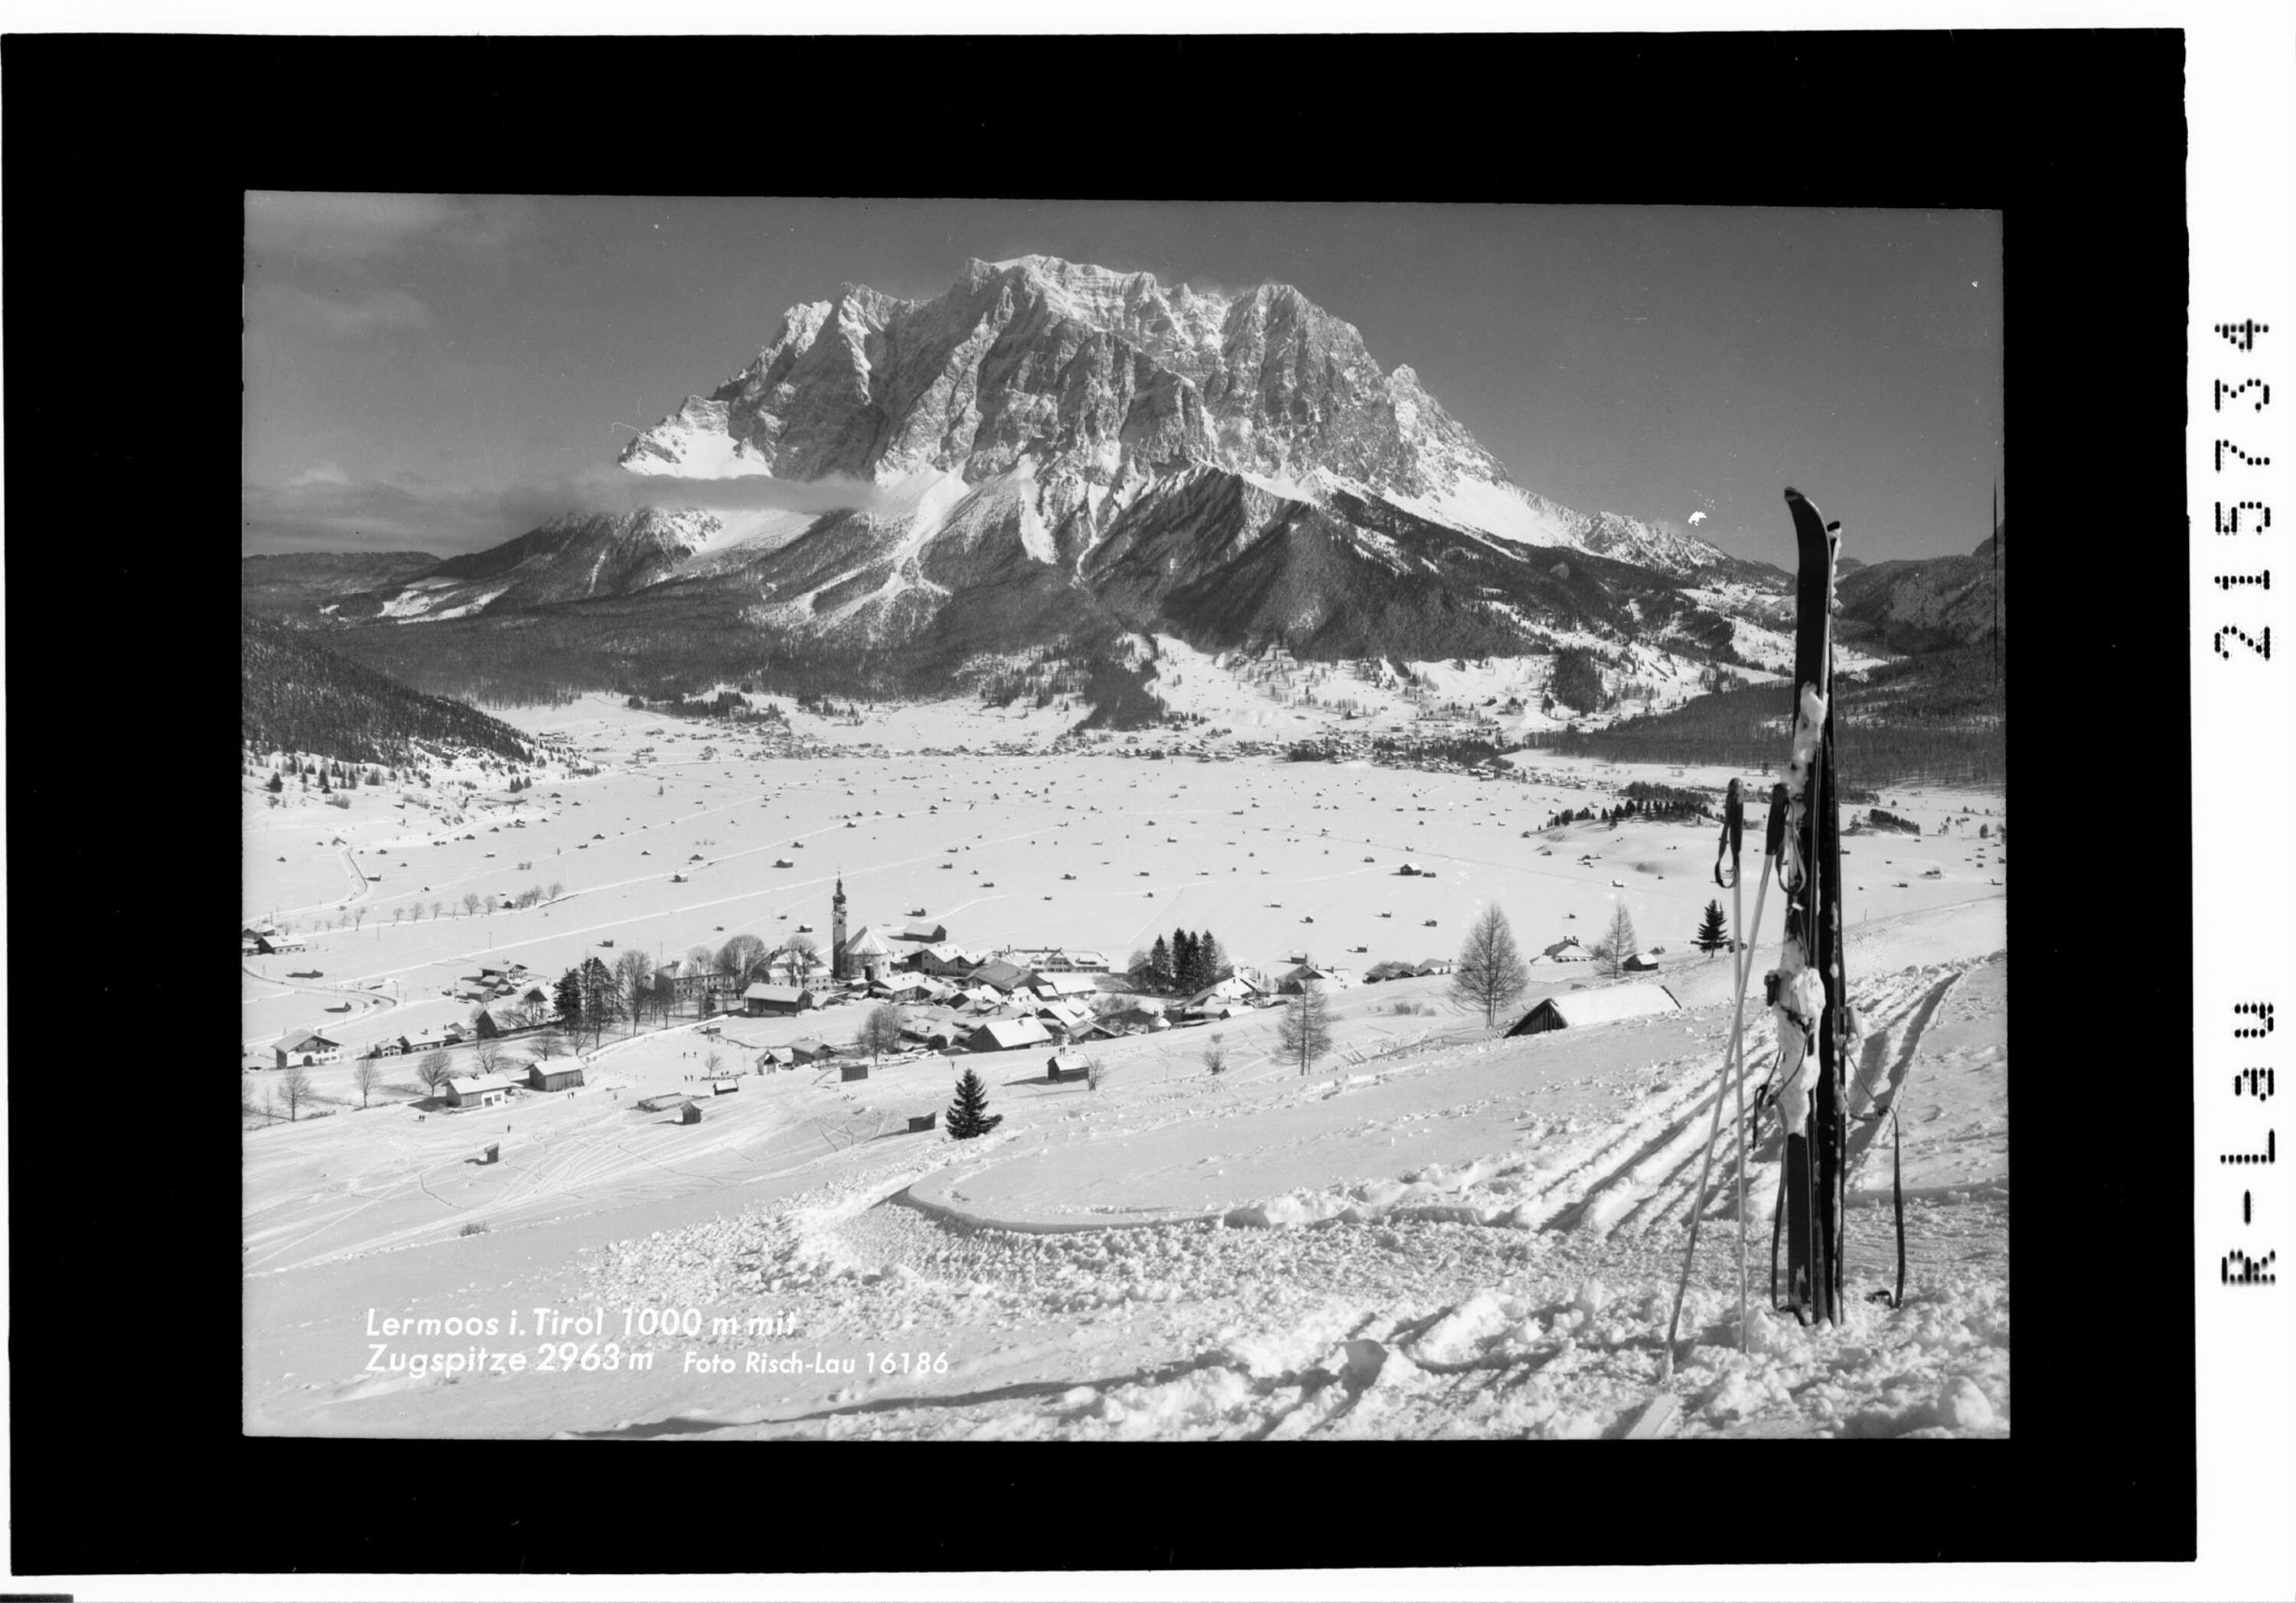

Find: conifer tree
1149;935;1172;992
945;1069;1003;1139
1694;901;1730;956
1197;931;1227;986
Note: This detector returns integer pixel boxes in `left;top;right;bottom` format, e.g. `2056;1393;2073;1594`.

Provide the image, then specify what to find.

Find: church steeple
832;875;850;982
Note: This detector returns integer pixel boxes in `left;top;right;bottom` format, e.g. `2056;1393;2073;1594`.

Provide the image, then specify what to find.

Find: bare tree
261;1082;279;1124
532;1026;566;1062
393;907;405;926
472;1034;506;1075
352;907;367;933
1452;904;1530;1028
462;892;484;917
1276;988;1333;1077
548;881;565;901
416;1048;455;1094
782;932;820;966
1593;904;1639;980
1202;1032;1228;1076
277;1063;315;1122
703;1048;725;1080
856;1002;905;1064
718;934;768;985
430;900;444;921
351;1057;384;1109
615;949;654;1038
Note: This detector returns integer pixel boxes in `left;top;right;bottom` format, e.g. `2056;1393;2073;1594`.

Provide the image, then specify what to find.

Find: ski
1770;486;1853;1326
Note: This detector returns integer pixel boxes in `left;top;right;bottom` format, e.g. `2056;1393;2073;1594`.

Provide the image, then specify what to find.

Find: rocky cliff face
357;256;1757;666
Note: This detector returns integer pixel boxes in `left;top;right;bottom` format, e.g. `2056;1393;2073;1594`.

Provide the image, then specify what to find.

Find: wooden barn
1507;982;1681;1036
526;1063;585;1093
1046;1051;1089;1083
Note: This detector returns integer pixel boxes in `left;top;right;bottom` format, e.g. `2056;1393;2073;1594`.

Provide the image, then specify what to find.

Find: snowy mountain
337;256;1781;686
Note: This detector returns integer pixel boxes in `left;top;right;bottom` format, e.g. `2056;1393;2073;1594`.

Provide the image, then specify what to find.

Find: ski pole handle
1763;781;1789;860
1714;777;1744;888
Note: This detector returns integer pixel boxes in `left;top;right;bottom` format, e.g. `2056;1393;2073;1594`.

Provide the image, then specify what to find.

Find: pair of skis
1657;487;1861;1390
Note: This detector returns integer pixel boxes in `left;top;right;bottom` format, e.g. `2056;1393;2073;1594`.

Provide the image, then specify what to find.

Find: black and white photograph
237;193;2011;1442
6;5;2285;1593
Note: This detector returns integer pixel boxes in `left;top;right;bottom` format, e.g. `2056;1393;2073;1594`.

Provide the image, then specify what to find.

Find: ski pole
1661;783;1750;1377
1730;823;1774;1350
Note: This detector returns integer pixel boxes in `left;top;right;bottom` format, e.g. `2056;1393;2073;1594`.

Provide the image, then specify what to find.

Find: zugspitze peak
358;255;1750;662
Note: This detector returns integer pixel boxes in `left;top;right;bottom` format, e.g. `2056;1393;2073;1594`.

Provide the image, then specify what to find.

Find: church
830;878;895;986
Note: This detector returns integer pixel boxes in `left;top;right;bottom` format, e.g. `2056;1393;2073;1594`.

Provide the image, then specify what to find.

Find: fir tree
945;1069;1003;1140
554;969;584;1034
1694;901;1730;956
1197;931;1227;987
1149;935;1172;992
266;771;283;793
1172;929;1196;992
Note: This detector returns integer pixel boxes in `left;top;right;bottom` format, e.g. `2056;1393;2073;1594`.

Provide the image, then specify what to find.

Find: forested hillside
1524;644;2004;790
241;612;538;765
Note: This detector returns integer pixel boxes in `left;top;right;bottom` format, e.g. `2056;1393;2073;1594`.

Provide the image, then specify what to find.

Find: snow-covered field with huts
242;694;2007;1440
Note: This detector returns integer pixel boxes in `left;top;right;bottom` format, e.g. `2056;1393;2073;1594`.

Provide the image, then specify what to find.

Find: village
241;693;2008;1440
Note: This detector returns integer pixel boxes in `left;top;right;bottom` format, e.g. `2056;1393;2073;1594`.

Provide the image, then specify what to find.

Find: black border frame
3;25;2189;1576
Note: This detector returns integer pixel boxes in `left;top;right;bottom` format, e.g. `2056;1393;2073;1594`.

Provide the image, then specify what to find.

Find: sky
242;195;2001;569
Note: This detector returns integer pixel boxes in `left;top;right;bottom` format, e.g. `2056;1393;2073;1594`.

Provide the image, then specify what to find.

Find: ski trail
1532;963;1961;1243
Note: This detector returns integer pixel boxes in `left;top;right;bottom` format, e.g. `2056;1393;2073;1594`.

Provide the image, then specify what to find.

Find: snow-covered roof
744;983;813;1003
446;1074;520;1096
1527;983;1681;1028
970;1016;1052;1051
843;926;895;956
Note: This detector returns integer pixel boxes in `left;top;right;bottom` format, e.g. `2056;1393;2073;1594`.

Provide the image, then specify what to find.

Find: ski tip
1782;486;1806;504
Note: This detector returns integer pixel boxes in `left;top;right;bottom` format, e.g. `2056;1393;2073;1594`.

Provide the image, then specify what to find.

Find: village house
910;943;985;977
964;1015;1053;1054
965;958;1034;995
996;946;1110;974
787;1036;835;1064
274;1029;344;1068
444;1073;520;1108
655;958;745;1007
1186;973;1266;1007
743;983;820;1018
1277;962;1357;994
899;919;948;943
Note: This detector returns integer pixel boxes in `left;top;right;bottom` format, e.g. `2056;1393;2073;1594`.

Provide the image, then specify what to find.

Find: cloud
241;465;890;559
249;282;435;340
